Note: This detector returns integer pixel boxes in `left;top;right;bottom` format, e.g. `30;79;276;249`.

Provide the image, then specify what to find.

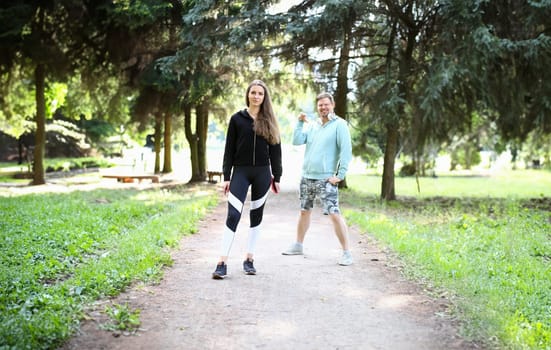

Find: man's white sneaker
338;251;353;266
282;243;303;255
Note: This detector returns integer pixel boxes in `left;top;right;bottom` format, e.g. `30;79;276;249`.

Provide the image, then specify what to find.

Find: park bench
102;174;160;183
206;170;223;183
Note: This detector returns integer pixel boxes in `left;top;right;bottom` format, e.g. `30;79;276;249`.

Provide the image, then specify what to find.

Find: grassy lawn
346;169;551;198
0;158;114;184
0;184;218;349
343;169;551;349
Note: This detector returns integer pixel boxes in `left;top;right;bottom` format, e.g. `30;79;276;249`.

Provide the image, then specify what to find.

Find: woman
212;80;282;279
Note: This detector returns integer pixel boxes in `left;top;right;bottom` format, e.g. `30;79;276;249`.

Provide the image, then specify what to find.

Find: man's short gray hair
316;92;334;104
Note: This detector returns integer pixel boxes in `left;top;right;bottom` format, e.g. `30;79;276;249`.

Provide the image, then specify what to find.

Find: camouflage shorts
299;177;340;215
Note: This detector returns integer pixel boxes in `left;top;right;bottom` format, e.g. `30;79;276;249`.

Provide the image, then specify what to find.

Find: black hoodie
222;110;282;183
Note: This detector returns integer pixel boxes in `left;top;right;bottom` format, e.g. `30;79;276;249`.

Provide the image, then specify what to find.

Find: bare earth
61;186;481;350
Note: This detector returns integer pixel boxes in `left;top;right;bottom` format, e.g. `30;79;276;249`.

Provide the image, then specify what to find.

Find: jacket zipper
253;132;256;166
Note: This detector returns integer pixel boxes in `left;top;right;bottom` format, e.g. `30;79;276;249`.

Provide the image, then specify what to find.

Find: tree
1;2;57;184
277;1;367;115
269;0;378;188
353;0;442;200
89;0;183;174
0;3;34;135
132;58;181;174
0;1;146;184
163;0;282;182
421;0;551;154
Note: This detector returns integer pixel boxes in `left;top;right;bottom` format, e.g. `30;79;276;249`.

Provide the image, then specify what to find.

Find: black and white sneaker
243;258;256;275
212;262;227;279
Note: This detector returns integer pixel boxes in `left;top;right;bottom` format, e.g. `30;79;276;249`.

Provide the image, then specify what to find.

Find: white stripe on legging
221;226;235;257
250;190;269;210
228;192;244;214
247;225;260;254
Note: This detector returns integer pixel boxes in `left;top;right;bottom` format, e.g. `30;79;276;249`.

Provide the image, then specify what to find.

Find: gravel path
62;189;479;350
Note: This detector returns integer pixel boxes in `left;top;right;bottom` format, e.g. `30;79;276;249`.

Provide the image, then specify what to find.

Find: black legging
226;165;271;232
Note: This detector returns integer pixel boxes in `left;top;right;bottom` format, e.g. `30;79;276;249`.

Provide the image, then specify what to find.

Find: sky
268;0;303;14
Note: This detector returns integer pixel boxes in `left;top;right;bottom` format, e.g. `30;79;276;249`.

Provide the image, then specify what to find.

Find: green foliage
63;73;134;127
427;0;551;140
2;0;549;196
450;143;482;170
45;83;67;118
166;0;283;107
77;119;118;144
0;67;36;136
102;303;141;333
520;130;551;170
343;182;551;349
352;126;384;167
398;163;416;177
0;186;218;349
106;0;174;29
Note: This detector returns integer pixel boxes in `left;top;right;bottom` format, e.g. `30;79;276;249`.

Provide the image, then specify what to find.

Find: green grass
1;167;548;349
0;162;30;183
0;158;114;183
101;303;141;333
343;170;551;350
347;169;551;198
0;184;218;349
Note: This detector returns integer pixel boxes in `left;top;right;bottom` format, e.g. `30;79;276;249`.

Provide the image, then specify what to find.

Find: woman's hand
271;181;280;194
223;181;230;195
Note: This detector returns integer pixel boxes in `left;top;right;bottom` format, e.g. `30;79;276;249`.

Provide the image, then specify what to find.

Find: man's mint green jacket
292;114;352;180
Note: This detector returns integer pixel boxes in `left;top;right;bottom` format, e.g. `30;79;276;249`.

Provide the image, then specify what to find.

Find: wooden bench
102;174;160;183
206;171;223;183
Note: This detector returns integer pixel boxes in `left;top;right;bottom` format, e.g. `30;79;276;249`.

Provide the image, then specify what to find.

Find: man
282;92;353;266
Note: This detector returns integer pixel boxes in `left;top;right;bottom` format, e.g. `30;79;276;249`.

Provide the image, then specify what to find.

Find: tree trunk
154;113;162;174
334;25;350;119
32;63;46;185
335;21;351;189
162;112;172;173
465;144;472;170
381;122;398;200
194;100;208;181
184;104;200;182
380;11;417;200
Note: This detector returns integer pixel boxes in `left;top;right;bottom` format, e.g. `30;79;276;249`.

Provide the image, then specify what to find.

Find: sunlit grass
347;169;551;198
0;158;114;184
0;184;218;349
343;173;551;349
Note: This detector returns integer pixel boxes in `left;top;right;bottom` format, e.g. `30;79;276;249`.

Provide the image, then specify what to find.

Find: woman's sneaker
212;262;227;279
243;258;256;275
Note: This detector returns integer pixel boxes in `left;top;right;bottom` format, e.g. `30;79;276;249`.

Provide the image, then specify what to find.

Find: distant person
282;92;353;266
212;80;282;279
144;134;155;149
18;132;35;165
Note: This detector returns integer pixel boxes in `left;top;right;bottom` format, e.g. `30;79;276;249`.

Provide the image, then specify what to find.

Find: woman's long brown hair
246;80;280;145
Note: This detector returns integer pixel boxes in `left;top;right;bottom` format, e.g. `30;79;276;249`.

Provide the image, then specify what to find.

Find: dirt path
62;189;478;350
